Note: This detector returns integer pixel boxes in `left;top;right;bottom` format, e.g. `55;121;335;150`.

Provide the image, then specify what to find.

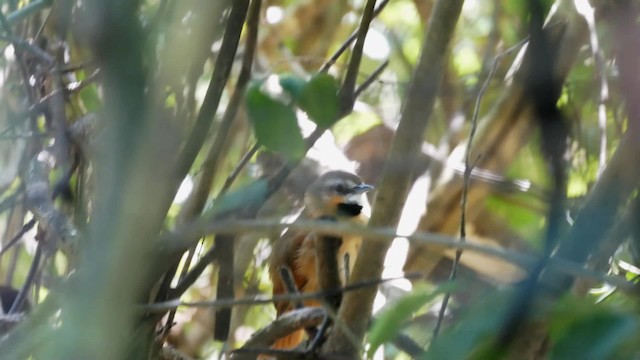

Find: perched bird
268;170;374;350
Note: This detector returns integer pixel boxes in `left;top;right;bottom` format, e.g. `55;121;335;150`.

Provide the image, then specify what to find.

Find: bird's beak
351;183;375;194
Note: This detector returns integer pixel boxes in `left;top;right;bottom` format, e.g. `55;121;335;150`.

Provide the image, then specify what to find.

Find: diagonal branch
337;0;377;113
321;0;465;356
174;0;250;184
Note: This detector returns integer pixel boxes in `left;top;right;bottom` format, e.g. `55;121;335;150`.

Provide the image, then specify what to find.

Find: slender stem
319;0;391;73
164;218;636;290
433;32;521;340
337;0;377;113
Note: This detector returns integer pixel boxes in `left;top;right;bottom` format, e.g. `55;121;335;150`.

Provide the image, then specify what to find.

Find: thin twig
146;274;421;312
187;0;260;217
353;60;389;99
6;0;53;26
0;34;54;64
29;69;100;117
171;243;216;297
217;142;260;197
319;0;391;73
433;30;517;340
337;0;378;113
575;0;609;177
9;241;42;314
165;0;262;340
174;0;249;183
208;0;262;339
0;218;36;257
159;246;197;338
164;218;636;290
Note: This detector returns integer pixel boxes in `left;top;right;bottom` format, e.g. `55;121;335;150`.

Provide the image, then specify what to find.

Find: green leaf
550;312;635;360
204;179;269;218
279;74;307;101
246;84;305;160
424;291;511;360
367;285;450;358
298;73;340;128
549;297;637;360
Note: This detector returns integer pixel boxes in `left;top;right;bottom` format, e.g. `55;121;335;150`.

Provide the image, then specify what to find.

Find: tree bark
321;0;465;357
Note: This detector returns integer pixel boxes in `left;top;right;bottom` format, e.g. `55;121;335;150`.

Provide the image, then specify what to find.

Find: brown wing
269;227;317;316
267;212;368;351
268;229;317;351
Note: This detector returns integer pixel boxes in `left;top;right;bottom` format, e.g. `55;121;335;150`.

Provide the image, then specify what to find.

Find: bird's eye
333;183;349;194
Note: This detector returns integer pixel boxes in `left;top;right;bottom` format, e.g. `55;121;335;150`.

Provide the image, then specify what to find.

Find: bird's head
304;170;374;218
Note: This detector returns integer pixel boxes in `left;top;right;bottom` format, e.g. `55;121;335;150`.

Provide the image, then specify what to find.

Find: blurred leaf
368;285;450;358
204;178;269;218
246;84;305;160
549;297;637;360
279;73;307;101
424;290;510;360
551;313;634;359
298;73;340;128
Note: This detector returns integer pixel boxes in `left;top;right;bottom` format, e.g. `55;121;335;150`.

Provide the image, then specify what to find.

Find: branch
174;0;250;183
0;218;36;257
433;35;528;340
321;0;465;356
575;0;609;177
146;274;422;312
6;0;53;26
178;0;260;223
319;0;391;73
353;60;389;99
160;219;637;300
540;0;640;293
337;0;377;113
230;307;326;360
9;241;42;314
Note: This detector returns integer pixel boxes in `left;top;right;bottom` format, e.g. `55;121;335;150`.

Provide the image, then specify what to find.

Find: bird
267;170;374;350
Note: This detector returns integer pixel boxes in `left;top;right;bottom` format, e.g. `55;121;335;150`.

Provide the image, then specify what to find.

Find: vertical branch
432;25;520;340
41;0;158;358
174;0;250;183
322;0;465;356
497;0;569;349
179;0;260;223
575;0;609;177
540;0;640;292
337;0;377;113
319;0;390;73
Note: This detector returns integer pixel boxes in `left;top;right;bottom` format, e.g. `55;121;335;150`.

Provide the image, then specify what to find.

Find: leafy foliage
246;83;305;159
298;74;340;128
367;285;450;358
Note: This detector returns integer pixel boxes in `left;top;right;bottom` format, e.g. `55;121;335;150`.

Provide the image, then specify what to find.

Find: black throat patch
337;202;363;217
